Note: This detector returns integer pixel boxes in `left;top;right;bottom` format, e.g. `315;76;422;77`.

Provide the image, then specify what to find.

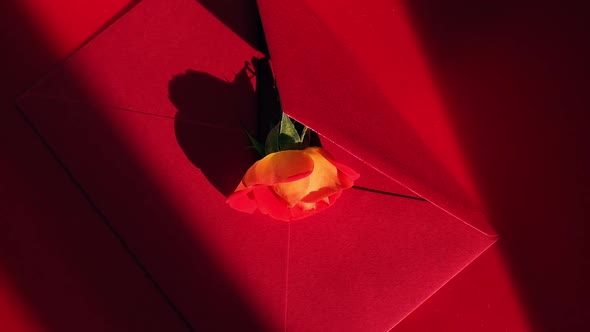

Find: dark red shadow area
0;1;188;332
405;1;589;330
0;1;57;99
195;0;268;53
170;65;258;197
2;0;273;331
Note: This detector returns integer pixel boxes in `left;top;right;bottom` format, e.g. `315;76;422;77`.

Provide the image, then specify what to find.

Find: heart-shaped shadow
169;59;280;196
169;65;256;196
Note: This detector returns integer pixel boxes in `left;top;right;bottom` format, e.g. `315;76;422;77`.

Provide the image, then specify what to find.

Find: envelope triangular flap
256;0;495;237
256;0;498;330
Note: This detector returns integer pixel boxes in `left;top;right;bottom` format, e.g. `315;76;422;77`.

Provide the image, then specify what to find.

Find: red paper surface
257;0;590;330
16;0;499;330
0;109;189;332
257;0;495;237
6;0;589;330
0;0;192;331
18;0;286;330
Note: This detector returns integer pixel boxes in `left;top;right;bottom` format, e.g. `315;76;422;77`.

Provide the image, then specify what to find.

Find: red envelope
17;0;496;330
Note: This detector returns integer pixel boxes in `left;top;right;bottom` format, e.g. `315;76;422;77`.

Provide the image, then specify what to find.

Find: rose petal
226;188;257;213
337;170;355;189
242;150;315;187
327;190;343;204
303;147;343;192
273;176;310;207
300;186;340;203
290;199;331;220
310;147;360;181
290;202;319;220
252;185;293;221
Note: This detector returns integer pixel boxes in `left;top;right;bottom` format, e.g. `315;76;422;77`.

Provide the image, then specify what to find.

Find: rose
226;147;360;221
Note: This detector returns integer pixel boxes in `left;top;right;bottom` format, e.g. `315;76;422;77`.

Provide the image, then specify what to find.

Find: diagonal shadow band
195;0;269;54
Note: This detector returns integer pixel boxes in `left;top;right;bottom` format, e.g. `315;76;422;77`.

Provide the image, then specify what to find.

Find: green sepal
265;122;281;155
264;113;313;154
300;126;311;149
245;131;266;157
278;113;302;150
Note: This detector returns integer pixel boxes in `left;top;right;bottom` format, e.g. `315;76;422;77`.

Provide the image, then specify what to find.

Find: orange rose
226;147;360;221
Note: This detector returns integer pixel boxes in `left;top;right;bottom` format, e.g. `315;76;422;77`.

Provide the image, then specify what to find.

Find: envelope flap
22;0;261;123
257;0;496;236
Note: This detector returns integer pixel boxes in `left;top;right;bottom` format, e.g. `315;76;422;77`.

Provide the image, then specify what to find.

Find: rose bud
226;147;359;221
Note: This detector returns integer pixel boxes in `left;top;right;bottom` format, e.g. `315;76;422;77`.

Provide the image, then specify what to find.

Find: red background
0;0;587;331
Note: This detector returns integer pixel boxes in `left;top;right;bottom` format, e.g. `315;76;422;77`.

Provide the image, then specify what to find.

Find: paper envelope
17;0;497;330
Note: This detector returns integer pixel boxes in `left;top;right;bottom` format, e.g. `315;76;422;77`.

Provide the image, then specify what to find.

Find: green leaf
265;122;281;155
300;126;311;149
280;113;300;141
278;113;303;150
264;113;313;153
246;131;266;157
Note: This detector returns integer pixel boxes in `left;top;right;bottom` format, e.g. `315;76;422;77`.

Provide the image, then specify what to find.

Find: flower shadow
169;59;281;197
